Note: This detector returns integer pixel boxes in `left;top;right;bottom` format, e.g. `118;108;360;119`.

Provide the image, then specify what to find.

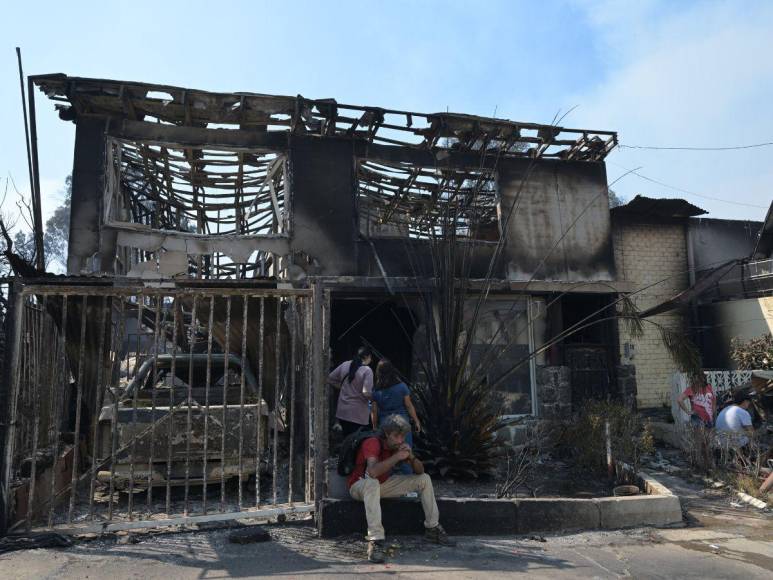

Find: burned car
97;354;272;490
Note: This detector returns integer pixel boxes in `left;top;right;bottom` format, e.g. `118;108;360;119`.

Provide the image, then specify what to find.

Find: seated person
348;414;453;563
715;391;755;450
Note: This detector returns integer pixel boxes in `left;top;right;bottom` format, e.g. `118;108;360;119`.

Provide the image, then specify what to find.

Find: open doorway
329;297;418;380
561;293;617;409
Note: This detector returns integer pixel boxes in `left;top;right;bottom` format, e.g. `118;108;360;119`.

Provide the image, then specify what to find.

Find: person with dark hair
715;391;755;449
677;373;715;428
327;346;374;437
348;414;453;563
371;359;421;474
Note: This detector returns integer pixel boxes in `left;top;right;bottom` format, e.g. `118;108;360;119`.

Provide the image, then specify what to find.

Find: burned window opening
105;139;290;279
357;159;500;240
107;140;288;237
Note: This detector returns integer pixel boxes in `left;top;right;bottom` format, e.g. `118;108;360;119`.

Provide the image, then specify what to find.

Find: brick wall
613;221;689;408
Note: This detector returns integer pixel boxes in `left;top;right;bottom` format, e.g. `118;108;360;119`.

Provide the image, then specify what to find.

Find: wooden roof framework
33;74;619;264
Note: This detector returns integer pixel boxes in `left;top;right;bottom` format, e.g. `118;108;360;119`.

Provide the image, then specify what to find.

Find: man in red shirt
348;414;453;563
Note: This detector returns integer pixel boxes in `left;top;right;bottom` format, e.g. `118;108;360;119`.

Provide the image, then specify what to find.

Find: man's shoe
425;524;455;546
367;539;386;563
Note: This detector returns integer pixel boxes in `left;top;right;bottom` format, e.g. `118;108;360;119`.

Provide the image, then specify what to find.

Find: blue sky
1;0;771;226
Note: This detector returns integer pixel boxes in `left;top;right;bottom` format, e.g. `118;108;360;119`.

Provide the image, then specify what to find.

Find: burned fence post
0;282;24;535
311;280;327;510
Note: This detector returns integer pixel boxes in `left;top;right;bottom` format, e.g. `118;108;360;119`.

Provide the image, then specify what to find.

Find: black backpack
337;428;379;476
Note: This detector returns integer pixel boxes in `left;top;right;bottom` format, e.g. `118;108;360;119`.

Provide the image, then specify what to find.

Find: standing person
328;346;374;438
677;374;716;428
348;414;453;563
371;359;421;474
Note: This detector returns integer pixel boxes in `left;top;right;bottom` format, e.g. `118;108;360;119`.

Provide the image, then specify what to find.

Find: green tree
608;189;625;208
43;175;71;271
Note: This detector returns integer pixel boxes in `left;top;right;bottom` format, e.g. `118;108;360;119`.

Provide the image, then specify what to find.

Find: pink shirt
683;385;715;423
329;361;374;425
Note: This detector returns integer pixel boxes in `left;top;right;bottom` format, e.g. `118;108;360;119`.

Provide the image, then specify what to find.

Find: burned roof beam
35;74;617;163
108;120;287;152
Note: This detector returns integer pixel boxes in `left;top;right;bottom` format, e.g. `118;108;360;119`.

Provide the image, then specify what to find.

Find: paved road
1;520;771;579
2;465;771;579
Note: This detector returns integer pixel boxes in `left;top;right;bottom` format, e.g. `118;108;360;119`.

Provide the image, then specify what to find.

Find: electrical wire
608;162;769;209
620;141;773;151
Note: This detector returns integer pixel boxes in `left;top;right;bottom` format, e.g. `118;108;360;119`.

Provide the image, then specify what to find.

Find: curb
317;472;683;538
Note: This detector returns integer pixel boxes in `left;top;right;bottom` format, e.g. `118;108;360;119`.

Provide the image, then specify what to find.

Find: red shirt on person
347;436;395;488
682;384;715;424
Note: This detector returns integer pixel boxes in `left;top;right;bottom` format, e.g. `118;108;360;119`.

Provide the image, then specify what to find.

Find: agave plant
403;170;510;480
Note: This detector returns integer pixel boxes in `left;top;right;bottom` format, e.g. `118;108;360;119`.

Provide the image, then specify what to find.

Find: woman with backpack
328;346;375;438
371;359;421;473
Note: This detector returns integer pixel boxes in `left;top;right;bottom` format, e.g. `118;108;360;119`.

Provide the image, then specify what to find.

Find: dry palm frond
657;324;702;376
618;293;645;340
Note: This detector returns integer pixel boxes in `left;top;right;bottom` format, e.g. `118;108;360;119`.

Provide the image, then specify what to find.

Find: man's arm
741;409;754;434
406;450;425;475
365;448;410;479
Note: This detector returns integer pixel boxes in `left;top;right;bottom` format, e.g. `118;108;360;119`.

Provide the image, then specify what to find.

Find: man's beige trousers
349;473;440;541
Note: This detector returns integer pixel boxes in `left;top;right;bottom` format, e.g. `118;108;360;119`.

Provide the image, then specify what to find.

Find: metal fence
1;283;324;534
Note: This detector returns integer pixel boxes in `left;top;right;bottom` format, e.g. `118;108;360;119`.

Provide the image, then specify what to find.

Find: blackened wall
688;218;762;273
499;158;615;282
289;136;357;275
358;239;503;279
68;118;108;274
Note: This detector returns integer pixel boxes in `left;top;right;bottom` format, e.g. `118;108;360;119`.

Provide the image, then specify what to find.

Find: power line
619;141;773;151
608;162;769;210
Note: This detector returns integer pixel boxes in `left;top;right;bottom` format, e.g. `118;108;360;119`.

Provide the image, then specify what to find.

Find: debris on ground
228;526;272;544
0;532;73;554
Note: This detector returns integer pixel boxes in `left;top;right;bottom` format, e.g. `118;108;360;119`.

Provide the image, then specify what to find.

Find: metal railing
1;283;323;534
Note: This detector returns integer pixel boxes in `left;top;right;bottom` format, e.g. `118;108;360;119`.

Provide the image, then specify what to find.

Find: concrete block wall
537;365;572;419
613;222;689;408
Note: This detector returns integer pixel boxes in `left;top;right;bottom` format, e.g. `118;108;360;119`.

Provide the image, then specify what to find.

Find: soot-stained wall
68;118;108;274
357;239;503;279
688;218;761;272
499;159;615;282
289;136;357;275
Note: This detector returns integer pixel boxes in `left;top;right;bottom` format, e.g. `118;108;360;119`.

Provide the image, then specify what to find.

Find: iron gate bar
166;298;178;516
256;296;264;508
220;295;230;512
303;297;311;504
47;296;66;528
272;298;281;506
4;283;318;534
68;296;88;524
202;295;214;515
237;294;248;511
109;297;127;520
2;287;22;533
88;296;108;521
26;299;42;532
147;298;162;514
128;296;142;519
184;294;198;516
288;296;296;505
